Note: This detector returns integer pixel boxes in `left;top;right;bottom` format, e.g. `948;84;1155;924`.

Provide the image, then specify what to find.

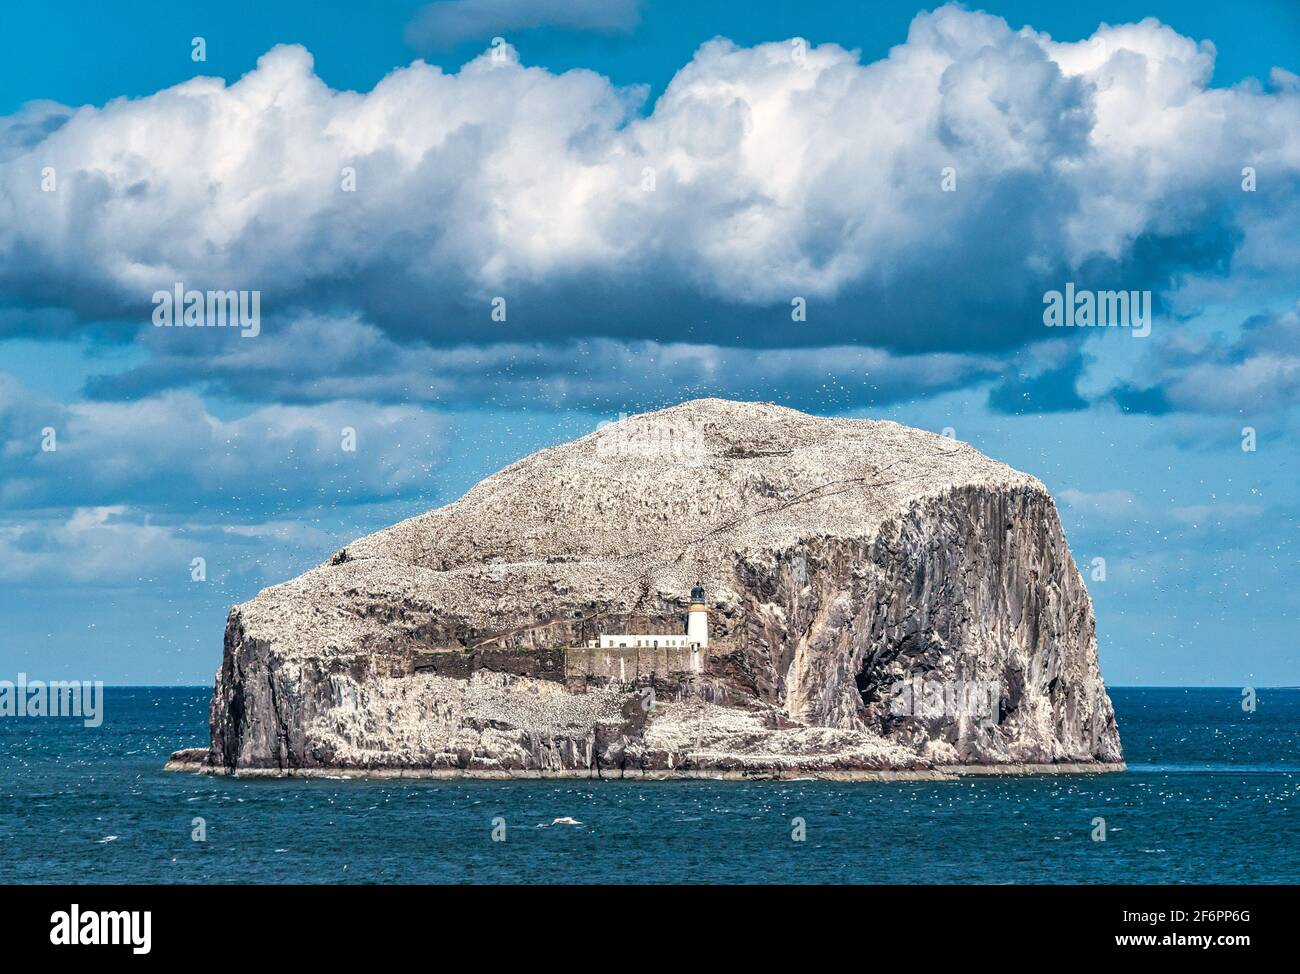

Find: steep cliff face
172;399;1121;778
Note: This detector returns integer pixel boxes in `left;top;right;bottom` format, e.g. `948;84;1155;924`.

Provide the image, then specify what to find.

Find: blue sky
0;0;1297;685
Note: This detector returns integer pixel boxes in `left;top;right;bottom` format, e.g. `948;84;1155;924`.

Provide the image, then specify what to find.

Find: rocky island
167;399;1123;779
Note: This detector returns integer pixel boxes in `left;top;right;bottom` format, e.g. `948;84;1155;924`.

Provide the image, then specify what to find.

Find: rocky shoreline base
163;750;1125;781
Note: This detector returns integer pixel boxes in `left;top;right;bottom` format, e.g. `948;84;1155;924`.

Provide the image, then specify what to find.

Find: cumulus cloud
0;100;71;160
406;0;641;50
1111;305;1300;415
0;503;356;584
1;4;1296;360
81;313;1000;411
0;505;202;582
0;373;449;514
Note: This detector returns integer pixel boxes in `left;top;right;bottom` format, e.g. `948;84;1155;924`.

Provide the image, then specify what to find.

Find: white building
587;582;709;650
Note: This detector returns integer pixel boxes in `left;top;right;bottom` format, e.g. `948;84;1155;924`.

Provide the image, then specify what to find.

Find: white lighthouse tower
687;581;709;648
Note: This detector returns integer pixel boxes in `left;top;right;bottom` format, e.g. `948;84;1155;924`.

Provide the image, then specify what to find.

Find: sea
0;687;1295;884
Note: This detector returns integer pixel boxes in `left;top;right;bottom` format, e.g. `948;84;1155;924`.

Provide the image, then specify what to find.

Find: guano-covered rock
168;399;1123;779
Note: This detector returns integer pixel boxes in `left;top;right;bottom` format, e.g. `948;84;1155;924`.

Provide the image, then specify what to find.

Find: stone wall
409;644;705;686
565;644;704;682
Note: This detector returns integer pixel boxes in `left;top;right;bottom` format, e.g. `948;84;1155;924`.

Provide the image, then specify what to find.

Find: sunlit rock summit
169;399;1122;778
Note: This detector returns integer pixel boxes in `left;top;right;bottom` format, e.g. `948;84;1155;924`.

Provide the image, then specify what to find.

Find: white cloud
1170;503;1262;526
1;4;1295;350
0;373;450;512
0;504;353;583
0;505;190;582
84;313;1000;409
1059;487;1141;518
1113;304;1300;415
